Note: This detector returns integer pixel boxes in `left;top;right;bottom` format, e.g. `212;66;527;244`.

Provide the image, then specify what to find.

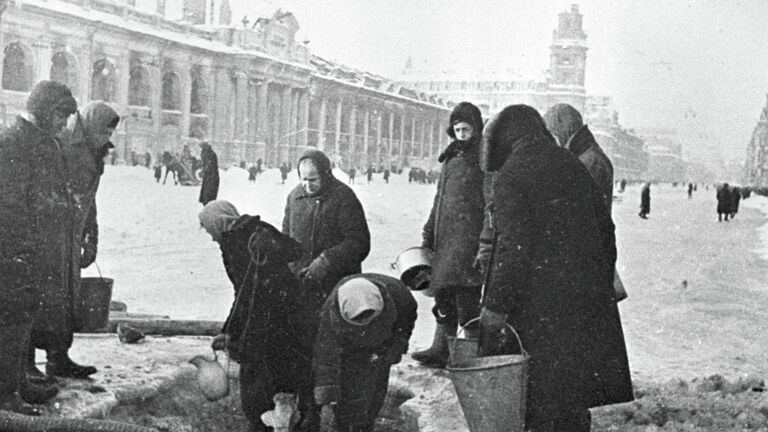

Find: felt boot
46;350;97;379
410;323;456;368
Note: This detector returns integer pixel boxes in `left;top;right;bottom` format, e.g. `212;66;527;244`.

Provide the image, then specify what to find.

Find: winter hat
337;277;384;326
481;104;553;172
543;103;583;149
445;102;483;139
26;80;77;119
199;200;241;242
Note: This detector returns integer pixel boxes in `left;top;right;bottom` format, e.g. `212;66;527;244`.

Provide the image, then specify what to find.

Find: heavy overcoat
422;143;485;291
199;146;219;205
730;186;741;215
0;116;76;330
483;133;633;421
282;176;370;295
640;185;651;214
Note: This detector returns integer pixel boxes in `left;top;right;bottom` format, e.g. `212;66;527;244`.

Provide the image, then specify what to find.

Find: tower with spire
549;4;588;112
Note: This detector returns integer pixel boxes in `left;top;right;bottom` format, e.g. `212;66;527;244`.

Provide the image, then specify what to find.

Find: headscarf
543;103;583;149
439;102;484;163
480;104;553;172
337;277;384;326
26;80;77;120
199;200;241;242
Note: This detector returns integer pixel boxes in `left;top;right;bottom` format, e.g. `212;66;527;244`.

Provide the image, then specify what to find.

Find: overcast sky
229;0;768;160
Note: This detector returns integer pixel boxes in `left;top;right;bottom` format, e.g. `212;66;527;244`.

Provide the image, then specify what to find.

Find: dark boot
26;343;56;385
20;380;58;404
410;323;456;368
46;350;97;379
0;393;42;416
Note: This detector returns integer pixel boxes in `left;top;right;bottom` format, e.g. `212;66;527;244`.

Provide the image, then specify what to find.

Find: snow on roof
23;0;312;70
398;67;549;84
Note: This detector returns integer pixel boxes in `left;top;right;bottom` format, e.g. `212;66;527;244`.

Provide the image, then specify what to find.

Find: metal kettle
189;351;230;402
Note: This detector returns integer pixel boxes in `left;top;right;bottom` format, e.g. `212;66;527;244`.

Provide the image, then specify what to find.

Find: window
129;66;150;106
91;58;116;102
3;43;32;91
161;72;181;110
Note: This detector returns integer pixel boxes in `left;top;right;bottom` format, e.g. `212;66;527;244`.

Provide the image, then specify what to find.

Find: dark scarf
438;137;478;163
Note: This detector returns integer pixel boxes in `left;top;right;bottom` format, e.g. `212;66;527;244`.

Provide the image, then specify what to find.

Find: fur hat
480;104;552;172
26;80;77;119
446;102;483;139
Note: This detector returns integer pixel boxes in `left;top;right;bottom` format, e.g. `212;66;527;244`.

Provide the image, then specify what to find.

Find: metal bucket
447;337;479;366
447;318;529;432
391;247;434;295
79;276;114;332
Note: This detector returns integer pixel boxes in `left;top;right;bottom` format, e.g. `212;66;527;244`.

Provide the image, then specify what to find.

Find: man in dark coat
200;201;312;432
29;101;119;383
198;141;219;205
0;81;78;415
730;185;741;219
312;273;417;432
282;149;371;359
716;183;731;222
479;105;633;431
412;102;486;368
640;182;651;219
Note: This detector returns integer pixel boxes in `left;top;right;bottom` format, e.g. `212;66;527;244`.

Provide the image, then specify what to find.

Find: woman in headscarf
479;105;633;431
200;200;313;432
412;102;486;368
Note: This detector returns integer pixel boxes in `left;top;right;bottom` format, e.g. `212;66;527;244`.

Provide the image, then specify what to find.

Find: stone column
180;62;192;140
363;109;370;168
36;44;53;85
334;99;342;160
150;60;162;152
299;89;309;150
79;53;92;104
116;52;130;159
348;104;357;169
290;89;300;160
235;71;248;143
388;111;394;165
256;80;269;144
399;110;406;159
375;111;382;163
279;85;292;164
410;116;416;157
428;119;435;159
317;97;327;151
420;118;427;159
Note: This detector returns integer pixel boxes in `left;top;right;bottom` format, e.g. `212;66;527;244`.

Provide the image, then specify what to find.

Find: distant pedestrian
365;165;373;184
620;178;627;193
198;142;219;206
383;168;390;184
153;160;163;183
688;182;693;199
247;165;258;182
279;162;290;185
348;166;356;185
144;151;151;168
730;185;741;219
639;182;651;219
716;183;731;222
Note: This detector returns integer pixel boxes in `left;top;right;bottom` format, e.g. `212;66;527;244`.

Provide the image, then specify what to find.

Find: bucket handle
94;262;107;283
453;317;528;357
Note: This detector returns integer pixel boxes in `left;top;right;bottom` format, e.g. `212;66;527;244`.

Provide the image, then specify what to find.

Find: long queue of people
1;83;633;432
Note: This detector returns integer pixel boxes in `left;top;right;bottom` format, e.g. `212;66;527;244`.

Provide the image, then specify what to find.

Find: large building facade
398;4;588;115
744;94;768;187
0;0;450;169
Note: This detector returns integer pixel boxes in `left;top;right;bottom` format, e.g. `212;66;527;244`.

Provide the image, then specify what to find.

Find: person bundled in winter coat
28;101;120;385
716;183;731;221
639;182;651;219
200;201;313;432
478;105;633;432
198;142;219;205
0;81;78;415
411;102;486;369
730;185;741;219
313;274;417;432
282;149;371;361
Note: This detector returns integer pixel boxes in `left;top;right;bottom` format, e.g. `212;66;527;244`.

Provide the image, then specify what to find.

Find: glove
211;333;229;351
479;307;513;356
472;242;493;276
319;404;336;432
80;242;97;268
385;337;409;365
299;254;331;283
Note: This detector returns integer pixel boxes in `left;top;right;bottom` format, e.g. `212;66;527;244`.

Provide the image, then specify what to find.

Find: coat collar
565;125;596;158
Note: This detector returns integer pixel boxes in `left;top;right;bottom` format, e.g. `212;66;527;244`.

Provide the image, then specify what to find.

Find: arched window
128;66;150;106
50;52;77;93
161;71;180;110
190;76;207;114
3;43;32;91
91;58;116;102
